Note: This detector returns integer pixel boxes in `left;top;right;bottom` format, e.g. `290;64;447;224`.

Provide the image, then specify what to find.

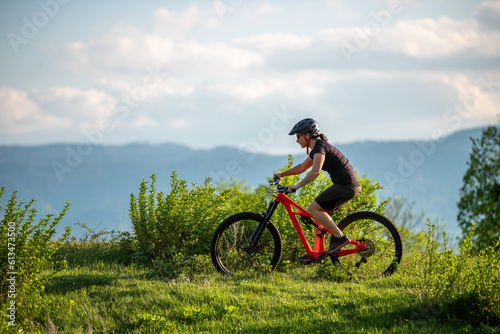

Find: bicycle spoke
211;212;282;276
334;212;403;278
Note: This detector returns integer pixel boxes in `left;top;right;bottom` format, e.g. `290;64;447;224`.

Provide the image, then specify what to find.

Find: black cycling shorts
315;184;361;214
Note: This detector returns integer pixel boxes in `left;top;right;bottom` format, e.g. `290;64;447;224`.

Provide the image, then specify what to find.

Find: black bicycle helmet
288;118;320;136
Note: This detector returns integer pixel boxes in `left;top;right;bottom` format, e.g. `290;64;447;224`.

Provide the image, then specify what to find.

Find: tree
457;126;500;248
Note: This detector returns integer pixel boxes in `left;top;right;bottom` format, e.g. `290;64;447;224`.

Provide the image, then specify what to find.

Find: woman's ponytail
312;133;328;142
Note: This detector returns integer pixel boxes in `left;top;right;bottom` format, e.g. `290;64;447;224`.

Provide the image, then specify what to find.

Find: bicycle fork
244;200;279;253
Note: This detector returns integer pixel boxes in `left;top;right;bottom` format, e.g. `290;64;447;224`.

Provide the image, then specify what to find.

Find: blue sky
1;0;499;155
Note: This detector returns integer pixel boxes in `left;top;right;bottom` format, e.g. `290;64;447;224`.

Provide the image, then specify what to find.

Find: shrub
406;221;500;325
0;187;71;330
129;172;234;262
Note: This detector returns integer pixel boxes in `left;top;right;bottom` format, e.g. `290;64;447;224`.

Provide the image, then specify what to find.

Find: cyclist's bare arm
295;153;324;188
274;157;313;179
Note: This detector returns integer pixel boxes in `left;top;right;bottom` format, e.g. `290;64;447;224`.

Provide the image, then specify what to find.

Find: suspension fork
245;200;279;252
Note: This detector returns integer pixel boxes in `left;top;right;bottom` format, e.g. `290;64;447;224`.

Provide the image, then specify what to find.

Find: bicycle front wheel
332;211;403;278
210;212;282;276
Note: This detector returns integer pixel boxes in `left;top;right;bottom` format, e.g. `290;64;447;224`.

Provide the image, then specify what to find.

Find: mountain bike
210;178;403;278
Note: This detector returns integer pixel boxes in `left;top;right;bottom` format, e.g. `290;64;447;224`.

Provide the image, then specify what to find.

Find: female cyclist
273;118;361;263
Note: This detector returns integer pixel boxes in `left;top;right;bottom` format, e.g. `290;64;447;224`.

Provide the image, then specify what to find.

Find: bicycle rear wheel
210;212;282;276
331;211;403;278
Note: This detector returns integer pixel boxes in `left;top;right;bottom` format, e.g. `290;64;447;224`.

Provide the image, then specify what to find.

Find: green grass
16;241;500;333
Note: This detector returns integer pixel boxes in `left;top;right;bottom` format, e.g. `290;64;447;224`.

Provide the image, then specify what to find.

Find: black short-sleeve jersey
309;139;360;187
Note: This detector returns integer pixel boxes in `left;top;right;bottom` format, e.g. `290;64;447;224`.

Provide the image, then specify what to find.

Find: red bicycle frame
271;191;367;260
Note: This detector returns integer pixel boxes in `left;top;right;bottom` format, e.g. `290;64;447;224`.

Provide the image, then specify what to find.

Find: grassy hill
11;237;500;333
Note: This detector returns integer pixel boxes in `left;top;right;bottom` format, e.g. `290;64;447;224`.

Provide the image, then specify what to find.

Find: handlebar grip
271;176;280;186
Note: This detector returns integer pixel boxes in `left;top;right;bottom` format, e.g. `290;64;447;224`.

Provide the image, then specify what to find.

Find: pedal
300;216;314;225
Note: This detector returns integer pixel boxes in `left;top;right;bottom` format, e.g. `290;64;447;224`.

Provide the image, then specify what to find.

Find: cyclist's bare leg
307;200;344;238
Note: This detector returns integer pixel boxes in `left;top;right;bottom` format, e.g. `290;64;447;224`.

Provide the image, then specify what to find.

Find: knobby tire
331;211;403;278
210;212;283;276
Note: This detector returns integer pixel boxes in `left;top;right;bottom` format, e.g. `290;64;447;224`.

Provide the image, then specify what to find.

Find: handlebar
270;178;296;194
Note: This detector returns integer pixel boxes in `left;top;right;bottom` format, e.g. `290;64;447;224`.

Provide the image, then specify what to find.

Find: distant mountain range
0;127;488;239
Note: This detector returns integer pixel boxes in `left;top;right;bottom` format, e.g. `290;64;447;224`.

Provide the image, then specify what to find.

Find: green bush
405;221;500;325
129;172;234;262
0;187;71;330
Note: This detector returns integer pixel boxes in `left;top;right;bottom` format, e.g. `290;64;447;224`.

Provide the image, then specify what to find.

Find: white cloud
324;0;358;19
475;1;500;30
445;72;500;120
3;2;499;148
231;14;500;63
30;87;116;130
99;76;195;98
372;17;500;58
233;32;311;55
59;26;149;73
0;87;71;134
56;4;500;90
255;4;283;15
58;5;263;77
170;119;191;129
132;116;159;128
154;5;220;38
207;70;336;100
325;0;343;9
59;5;223;74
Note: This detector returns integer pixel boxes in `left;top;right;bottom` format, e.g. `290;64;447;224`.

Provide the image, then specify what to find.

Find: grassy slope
22;242;498;334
